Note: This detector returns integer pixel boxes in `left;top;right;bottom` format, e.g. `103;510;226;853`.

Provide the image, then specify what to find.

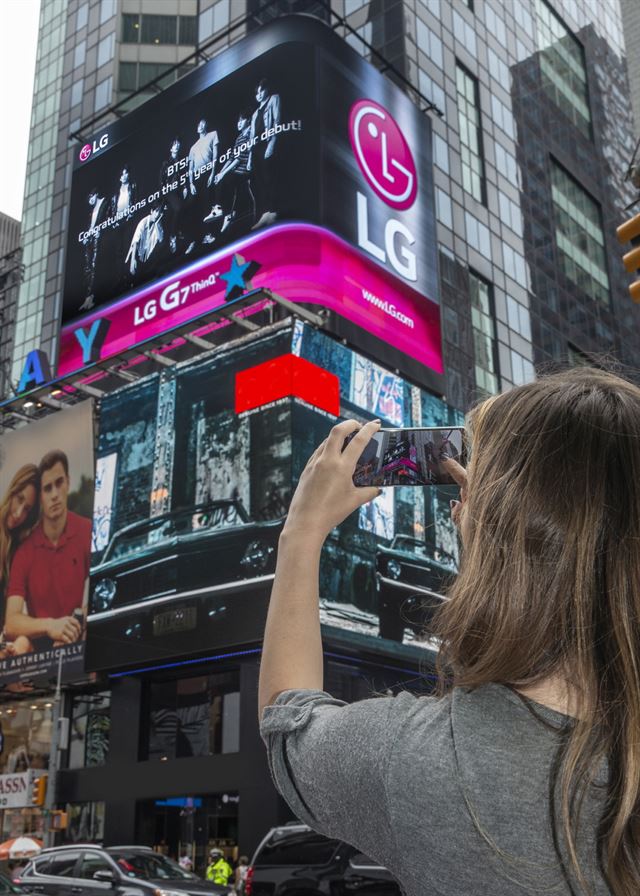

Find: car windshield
104;502;246;562
110;851;195;881
391;535;427;554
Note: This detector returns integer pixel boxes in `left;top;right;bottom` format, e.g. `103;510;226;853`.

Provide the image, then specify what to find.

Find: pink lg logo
349;100;417;210
79;144;92;162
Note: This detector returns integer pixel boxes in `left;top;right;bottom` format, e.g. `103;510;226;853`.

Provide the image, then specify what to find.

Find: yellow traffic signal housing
31;773;48;807
616;212;640;302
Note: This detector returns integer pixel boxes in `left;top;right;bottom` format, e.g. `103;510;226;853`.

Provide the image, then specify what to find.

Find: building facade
0;212;21;402
1;0;638;864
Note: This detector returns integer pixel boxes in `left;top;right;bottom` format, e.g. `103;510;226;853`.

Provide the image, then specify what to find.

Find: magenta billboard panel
60;15;441;389
58;224;442;378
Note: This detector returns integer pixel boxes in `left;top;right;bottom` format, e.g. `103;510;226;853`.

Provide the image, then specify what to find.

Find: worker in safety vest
206;848;233;885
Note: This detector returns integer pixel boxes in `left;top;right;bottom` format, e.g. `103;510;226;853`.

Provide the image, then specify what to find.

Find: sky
0;0;41;222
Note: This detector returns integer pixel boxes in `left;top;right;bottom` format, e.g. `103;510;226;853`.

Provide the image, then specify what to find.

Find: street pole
43;650;64;847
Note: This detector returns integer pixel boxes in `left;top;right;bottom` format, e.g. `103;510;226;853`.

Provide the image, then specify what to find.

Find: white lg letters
356;192;417;283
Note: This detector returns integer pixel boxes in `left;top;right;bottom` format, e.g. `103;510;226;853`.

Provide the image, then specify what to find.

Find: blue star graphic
220;254;256;299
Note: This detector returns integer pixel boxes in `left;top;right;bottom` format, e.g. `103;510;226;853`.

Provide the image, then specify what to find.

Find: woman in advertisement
259;367;640;896
0;465;39;599
0;465;40;658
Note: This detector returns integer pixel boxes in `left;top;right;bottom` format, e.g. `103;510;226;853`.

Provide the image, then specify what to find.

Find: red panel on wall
235;354;340;416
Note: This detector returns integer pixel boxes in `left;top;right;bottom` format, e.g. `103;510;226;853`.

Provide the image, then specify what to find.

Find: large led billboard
60;15;442;391
0;403;94;688
86;324;460;673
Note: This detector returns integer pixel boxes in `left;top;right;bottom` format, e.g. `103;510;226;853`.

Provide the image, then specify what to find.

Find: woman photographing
259;367;638;896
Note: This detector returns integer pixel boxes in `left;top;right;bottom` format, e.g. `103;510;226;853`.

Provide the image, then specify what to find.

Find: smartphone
343;426;465;487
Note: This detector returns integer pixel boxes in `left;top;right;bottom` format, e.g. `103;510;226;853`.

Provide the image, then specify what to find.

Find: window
97;33;115;69
550;160;609;305
141;14;178;45
179;16;197;45
452;10;477;55
64;803;105;844
535;0;591;137
258;831;340;866
70;78;83;108
485;3;507;46
146;671;240;760
491;95;515;139
469;272;499;398
456;64;485;203
495;143;519;188
94;76;112;112
507;296;532;340
436;187;453;229
502;243;527;284
119;62;137;92
433;133;449;173
50;852;81;876
122;13;140;42
416;19;443;69
76;4;88;29
69;692;110;769
499;192;522;237
138;62;175;91
419;70;446;115
465;211;491;259
78;852;113;879
99;0;116;25
487;48;510;90
31;856;53;876
0;699;53;775
73;40;86;69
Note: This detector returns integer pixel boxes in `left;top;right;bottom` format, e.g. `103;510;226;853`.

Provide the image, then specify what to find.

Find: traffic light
616;212;640;302
31;773;48;807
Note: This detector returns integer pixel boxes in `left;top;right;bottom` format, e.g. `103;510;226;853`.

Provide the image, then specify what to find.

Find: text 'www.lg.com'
361;288;415;329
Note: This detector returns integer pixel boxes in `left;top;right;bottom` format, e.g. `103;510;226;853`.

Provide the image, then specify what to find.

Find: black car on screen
246;823;401;895
87;499;284;667
376;535;456;642
16;845;228;896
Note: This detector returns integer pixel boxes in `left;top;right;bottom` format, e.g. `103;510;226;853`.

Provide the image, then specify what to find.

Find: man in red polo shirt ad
5;449;91;654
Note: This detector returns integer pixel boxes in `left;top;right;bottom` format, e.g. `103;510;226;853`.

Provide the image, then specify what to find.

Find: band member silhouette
249;79;280;230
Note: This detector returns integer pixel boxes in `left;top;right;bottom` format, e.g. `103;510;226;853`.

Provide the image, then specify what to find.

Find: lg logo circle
79;144;92;162
349;100;417;210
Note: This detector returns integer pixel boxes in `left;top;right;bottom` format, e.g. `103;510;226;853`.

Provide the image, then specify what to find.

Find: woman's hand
282;419;382;544
441;456;468;527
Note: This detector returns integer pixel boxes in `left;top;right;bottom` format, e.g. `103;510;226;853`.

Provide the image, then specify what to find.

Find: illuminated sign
59;16;440;387
58;224;443;383
235;354;340;415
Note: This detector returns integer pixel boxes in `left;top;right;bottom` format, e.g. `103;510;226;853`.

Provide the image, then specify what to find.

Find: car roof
107;846;154;852
37;844;153;855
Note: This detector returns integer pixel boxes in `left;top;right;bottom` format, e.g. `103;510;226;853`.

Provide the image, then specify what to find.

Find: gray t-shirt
260;683;610;895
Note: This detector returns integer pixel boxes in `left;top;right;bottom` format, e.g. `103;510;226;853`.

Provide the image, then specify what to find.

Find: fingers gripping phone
343;426;466;487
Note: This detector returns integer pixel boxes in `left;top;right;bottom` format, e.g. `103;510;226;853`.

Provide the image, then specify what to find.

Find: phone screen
346;427;465;487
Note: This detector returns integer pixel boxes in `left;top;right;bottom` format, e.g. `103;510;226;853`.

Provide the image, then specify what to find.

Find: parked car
376;535;456;642
15;844;228;895
246;822;401;895
87;500;284;668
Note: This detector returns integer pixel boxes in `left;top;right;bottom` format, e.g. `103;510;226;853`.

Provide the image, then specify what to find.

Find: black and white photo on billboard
86;329;294;673
85;322;459;674
64;42;316;322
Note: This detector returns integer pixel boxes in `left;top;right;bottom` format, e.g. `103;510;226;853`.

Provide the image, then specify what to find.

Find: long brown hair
0;464;40;590
432;367;640;895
